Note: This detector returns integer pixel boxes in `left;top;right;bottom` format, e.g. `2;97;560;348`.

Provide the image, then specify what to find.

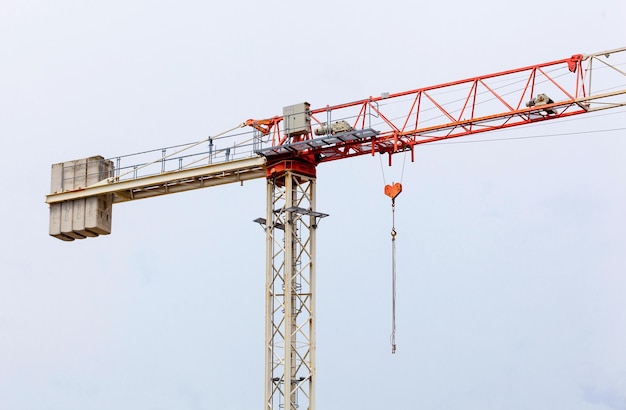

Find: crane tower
46;47;626;410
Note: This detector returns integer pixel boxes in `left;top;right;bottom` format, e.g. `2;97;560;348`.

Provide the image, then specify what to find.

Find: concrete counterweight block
48;156;114;241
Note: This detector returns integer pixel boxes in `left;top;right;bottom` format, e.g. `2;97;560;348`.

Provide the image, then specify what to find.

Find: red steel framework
247;47;626;167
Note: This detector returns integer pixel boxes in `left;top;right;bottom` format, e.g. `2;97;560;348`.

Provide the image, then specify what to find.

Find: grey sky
1;1;626;409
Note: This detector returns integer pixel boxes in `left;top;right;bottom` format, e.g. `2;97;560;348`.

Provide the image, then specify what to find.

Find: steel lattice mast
261;162;326;410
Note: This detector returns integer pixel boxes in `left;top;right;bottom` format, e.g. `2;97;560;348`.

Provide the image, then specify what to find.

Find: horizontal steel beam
46;156;266;204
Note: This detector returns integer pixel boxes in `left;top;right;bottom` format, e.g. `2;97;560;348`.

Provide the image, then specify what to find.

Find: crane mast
45;47;626;410
262;165;324;410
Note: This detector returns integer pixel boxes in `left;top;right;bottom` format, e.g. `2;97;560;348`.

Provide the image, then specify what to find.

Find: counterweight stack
49;156;114;240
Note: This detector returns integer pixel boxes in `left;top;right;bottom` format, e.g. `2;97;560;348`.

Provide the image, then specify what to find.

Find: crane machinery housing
46;47;626;410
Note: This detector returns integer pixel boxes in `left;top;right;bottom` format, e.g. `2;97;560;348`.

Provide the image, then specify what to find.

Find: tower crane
45;47;626;410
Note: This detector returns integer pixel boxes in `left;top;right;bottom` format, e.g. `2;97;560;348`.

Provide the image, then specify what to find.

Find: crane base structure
45;47;626;410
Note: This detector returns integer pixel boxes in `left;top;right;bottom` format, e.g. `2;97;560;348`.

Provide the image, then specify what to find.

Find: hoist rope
400;146;408;184
378;148;407;355
390;198;397;354
378;153;387;186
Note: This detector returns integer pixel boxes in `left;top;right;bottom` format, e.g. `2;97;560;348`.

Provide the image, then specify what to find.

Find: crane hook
384;182;402;354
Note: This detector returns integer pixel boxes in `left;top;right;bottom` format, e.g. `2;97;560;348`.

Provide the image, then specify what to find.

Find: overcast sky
1;1;626;409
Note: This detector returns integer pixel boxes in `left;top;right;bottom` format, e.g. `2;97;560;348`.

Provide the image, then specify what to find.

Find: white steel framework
262;170;326;410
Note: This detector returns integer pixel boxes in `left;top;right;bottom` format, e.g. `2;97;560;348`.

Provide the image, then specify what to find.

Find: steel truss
263;168;327;410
